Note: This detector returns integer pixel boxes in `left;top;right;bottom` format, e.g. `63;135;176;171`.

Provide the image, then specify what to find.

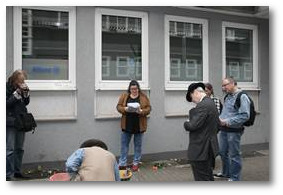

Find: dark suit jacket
184;97;219;161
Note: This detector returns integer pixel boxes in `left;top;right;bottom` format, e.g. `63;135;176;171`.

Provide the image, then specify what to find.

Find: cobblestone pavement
17;149;269;182
130;150;269;182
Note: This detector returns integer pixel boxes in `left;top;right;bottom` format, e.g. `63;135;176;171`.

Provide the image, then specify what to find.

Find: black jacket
184;97;220;161
6;82;30;127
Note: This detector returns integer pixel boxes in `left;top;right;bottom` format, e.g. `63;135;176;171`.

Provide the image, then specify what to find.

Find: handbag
15;113;37;133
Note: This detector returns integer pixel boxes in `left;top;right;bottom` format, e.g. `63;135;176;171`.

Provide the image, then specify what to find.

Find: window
95;8;148;90
13;6;76;90
185;59;198;79
170;58;181;79
165;15;208;90
102;56;111;78
222;22;258;89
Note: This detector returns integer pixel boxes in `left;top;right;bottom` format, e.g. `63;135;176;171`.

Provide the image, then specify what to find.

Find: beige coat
75;147;116;181
116;92;151;133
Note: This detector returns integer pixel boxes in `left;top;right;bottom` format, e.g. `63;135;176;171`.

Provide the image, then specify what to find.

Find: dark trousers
6;126;25;178
190;153;215;181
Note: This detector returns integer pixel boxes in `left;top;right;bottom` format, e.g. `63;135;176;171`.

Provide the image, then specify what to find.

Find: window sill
165;113;187;118
95;114;121;120
95;87;150;91
165;87;188;91
35;116;77;121
29;87;77;91
239;87;261;91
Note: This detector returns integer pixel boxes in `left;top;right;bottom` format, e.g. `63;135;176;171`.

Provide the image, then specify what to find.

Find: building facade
6;6;269;164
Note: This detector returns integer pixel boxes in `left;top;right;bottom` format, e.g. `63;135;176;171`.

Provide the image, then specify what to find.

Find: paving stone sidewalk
16;149;269;182
130;150;269;182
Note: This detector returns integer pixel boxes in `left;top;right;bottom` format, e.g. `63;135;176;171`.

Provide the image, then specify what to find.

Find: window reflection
22;9;69;80
102;15;142;81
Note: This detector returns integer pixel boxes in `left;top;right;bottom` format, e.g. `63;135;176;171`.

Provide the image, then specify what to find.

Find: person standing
204;83;223;114
184;82;219;181
6;70;30;181
217;77;251;181
116;80;151;172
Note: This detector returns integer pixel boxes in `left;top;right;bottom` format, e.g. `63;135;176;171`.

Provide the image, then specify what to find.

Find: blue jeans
119;131;143;166
6;126;25;178
219;131;243;181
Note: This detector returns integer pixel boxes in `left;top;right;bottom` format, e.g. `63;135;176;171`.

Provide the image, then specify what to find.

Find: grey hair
195;87;205;93
224;77;237;85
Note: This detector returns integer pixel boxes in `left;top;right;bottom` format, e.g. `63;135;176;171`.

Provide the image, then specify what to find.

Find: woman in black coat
6;70;30;180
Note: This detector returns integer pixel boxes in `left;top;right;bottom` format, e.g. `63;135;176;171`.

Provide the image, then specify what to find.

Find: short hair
224;77;237;85
195;87;205;93
80;139;108;150
127;80;141;94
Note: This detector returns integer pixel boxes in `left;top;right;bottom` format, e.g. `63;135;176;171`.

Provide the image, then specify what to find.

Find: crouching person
65;139;120;181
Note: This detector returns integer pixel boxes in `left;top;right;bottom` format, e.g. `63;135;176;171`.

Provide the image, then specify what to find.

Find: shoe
213;172;228;178
228;178;233;181
132;164;139;172
14;173;30;179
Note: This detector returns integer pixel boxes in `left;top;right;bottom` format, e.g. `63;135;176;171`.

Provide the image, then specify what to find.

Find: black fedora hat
186;82;206;102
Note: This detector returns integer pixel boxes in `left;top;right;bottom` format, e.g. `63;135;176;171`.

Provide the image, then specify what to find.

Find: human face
190;90;198;103
130;85;139;96
222;79;234;93
205;87;212;97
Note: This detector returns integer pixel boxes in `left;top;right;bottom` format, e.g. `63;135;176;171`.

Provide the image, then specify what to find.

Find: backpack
224;91;256;127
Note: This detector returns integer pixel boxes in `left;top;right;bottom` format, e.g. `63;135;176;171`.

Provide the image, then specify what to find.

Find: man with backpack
216;77;253;181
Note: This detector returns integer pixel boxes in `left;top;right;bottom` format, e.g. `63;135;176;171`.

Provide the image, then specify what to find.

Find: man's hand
220;118;228;127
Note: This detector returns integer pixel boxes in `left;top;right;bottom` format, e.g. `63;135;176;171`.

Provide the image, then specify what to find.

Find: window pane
102;15;142;80
225;27;253;82
22;9;69;80
169;21;203;81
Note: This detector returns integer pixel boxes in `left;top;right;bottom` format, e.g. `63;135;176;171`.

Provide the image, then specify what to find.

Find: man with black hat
184;82;220;181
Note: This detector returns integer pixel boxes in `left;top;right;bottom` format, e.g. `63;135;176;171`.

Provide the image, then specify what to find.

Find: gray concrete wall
6;6;269;164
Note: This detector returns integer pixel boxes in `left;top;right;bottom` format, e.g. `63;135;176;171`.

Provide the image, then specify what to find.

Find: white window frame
165;15;209;90
116;56;129;77
228;61;240;80
135;57;142;78
95;8;149;90
13;6;76;91
243;62;253;81
185;59;198;79
222;22;258;89
170;58;181;79
22;9;33;56
102;56;111;78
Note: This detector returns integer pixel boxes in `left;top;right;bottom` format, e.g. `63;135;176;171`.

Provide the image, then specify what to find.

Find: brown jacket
116;92;151;133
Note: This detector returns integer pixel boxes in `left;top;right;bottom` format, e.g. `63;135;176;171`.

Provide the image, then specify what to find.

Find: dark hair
127;80;141;94
8;70;27;88
204;83;214;95
80;139;108;150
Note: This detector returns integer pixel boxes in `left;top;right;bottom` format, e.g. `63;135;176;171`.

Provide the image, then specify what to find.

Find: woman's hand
20;83;29;91
136;108;142;114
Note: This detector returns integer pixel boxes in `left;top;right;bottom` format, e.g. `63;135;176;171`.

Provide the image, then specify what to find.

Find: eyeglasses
222;82;230;87
130;87;138;91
